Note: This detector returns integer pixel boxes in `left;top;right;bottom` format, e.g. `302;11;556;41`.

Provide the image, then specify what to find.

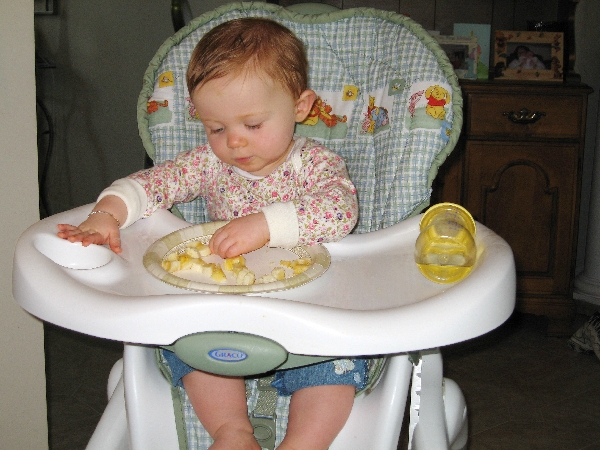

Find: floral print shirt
128;137;358;246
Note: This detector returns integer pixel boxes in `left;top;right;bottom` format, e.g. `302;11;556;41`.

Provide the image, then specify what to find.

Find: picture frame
454;23;491;79
434;35;479;80
493;30;564;81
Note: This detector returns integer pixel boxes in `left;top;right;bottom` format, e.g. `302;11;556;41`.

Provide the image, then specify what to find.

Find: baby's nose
227;133;247;149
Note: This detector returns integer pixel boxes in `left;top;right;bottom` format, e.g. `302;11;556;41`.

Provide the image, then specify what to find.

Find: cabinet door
464;141;580;297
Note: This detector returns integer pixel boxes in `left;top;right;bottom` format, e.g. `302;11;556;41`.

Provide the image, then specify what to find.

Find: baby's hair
187;18;309;98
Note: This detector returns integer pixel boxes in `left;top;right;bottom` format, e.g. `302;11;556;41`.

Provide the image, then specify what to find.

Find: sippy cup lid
419;203;476;235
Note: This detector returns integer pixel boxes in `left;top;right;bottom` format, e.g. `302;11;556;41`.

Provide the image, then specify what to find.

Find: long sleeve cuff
97;178;148;229
261;202;299;248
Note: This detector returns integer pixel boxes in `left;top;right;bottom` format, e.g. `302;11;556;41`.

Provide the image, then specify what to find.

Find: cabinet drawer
467;93;584;140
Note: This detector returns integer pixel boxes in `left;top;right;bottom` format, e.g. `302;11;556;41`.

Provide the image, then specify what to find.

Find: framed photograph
494;30;564;81
454;23;491;79
434;35;479;80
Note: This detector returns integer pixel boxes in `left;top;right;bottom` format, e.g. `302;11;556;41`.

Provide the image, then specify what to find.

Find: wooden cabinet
433;81;592;335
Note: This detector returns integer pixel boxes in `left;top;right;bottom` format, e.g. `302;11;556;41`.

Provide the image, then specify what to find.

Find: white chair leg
123;344;180;450
86;370;130;450
331;354;413;450
408;349;468;450
410;349;448;449
443;378;468;450
107;358;124;399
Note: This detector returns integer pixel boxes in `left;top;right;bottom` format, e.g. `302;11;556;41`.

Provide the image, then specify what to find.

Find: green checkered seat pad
137;3;462;449
138;2;462;233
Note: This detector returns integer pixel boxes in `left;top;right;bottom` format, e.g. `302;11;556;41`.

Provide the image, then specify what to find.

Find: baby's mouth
235;156;254;165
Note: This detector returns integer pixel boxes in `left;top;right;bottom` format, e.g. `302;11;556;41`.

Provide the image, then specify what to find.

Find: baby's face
192;72;301;177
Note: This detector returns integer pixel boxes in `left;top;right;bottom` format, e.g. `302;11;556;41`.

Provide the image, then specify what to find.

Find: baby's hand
209;213;269;258
57;213;122;254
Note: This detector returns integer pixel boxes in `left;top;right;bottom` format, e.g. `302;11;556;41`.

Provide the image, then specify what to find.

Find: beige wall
0;1;48;449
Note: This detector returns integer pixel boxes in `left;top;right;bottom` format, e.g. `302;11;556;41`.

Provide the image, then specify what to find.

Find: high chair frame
12;3;516;449
14;205;515;449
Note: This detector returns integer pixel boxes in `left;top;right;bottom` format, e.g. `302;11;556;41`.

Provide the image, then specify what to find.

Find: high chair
13;3;516;450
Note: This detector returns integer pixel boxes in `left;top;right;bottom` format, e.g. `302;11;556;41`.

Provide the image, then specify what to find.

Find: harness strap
247;375;278;450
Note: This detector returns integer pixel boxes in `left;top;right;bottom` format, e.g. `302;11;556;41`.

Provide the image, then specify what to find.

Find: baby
508;45;546;70
58;18;367;450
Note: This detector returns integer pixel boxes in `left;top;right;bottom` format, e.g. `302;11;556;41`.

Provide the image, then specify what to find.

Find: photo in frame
434;35;479;80
494;30;564;81
454;23;491;79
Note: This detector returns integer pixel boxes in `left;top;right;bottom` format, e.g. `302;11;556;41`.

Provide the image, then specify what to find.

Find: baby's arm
251;145;357;250
294;146;358;244
57;195;127;254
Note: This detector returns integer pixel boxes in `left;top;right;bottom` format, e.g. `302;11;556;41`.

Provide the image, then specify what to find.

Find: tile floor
45;311;600;450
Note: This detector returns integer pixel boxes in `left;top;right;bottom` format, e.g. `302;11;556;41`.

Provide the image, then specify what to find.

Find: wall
281;0;562;46
33;0;258;217
0;1;49;449
34;0;177;215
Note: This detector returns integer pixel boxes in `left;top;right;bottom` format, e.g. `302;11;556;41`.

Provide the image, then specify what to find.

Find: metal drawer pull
503;108;546;124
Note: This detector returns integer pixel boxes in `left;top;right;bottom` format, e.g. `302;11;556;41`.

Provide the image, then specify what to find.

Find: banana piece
209;263;227;283
280;258;311;275
223;255;255;285
255;266;287;284
236;268;256;286
162;243;311;286
223;255;246;273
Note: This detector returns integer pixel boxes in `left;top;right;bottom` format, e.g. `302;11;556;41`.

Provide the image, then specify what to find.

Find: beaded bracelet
88;210;121;228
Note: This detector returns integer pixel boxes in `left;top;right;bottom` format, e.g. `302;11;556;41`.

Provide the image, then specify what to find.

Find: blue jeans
161;349;369;396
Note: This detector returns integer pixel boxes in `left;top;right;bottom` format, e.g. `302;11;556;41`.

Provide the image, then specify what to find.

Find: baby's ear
295;89;317;122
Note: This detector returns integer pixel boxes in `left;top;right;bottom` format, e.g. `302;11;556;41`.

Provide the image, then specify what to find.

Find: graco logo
208;348;248;362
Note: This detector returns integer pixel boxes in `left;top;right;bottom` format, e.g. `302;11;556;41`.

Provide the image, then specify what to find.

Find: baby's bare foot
209;424;260;450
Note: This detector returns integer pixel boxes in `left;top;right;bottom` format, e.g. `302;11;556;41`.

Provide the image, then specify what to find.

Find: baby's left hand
209;213;270;258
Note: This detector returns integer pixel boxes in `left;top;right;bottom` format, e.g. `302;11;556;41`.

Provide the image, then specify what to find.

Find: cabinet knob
503;108;546;125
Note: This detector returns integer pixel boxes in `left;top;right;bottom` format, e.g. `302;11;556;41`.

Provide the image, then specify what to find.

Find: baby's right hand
57;213;122;254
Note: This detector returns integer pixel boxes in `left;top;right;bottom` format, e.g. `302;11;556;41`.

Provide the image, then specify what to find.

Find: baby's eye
246;123;262;130
209;127;224;134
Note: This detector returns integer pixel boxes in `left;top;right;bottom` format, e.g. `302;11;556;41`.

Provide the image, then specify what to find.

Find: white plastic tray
13;204;516;356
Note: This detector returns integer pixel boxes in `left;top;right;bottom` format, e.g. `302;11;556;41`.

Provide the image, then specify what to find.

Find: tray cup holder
34;233;113;270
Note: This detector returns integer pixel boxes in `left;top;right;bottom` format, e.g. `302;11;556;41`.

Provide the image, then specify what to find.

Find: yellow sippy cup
414;203;477;284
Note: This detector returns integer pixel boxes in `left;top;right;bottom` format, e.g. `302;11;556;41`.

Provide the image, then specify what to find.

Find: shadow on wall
34;0;176;215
